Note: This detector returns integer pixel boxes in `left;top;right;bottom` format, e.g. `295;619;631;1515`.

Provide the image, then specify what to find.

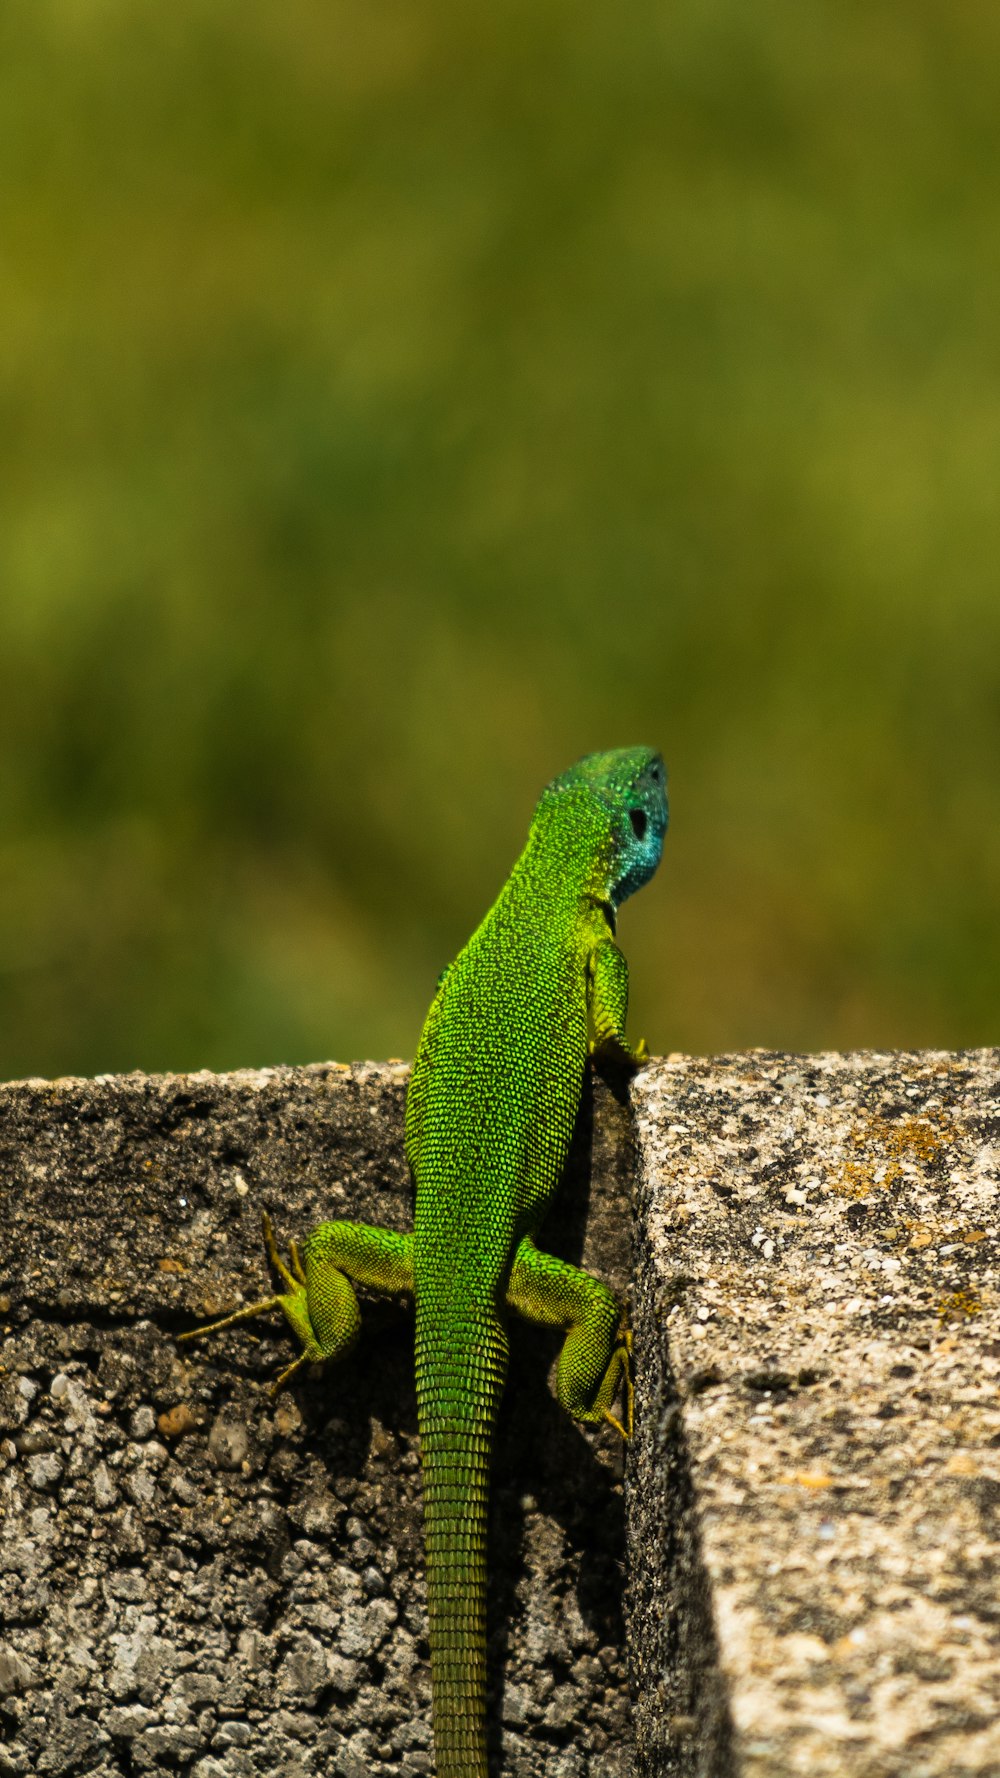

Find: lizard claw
601;1317;634;1442
178;1212;323;1392
589;1033;648;1073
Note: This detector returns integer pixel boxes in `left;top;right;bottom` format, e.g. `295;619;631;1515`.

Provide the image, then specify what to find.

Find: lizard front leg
505;1235;633;1440
587;937;648;1069
180;1212;412;1395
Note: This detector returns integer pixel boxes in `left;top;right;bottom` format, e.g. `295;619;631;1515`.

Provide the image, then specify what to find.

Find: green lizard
180;746;668;1777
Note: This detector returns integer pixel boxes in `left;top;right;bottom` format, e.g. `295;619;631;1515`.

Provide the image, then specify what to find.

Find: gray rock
337;1732;377;1778
0;1647;36;1697
543;1685;583;1732
91;1461;118;1509
104;1705;155;1739
336;1597;398;1660
628;1047;1000;1778
212;1720;253;1749
276;1634;329;1706
0;1053;631;1778
207;1412;250;1471
25;1451;61;1492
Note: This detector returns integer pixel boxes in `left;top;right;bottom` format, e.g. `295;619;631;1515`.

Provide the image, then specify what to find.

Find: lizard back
405;749;667;1777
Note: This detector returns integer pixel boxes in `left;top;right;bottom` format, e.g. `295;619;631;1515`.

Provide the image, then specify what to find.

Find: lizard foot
602;1322;634;1442
589;1033;648;1074
178;1212;323;1396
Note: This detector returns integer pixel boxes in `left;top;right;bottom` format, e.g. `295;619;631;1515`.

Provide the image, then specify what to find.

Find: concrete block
628;1049;1000;1778
0;1062;635;1778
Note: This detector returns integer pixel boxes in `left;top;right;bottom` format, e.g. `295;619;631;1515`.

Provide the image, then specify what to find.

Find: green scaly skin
180;747;668;1777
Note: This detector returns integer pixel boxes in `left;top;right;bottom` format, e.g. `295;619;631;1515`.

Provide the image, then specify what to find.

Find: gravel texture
4;1048;997;1778
628;1049;1000;1778
0;1061;635;1778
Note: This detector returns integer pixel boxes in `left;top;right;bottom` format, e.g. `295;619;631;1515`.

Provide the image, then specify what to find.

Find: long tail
415;1301;508;1778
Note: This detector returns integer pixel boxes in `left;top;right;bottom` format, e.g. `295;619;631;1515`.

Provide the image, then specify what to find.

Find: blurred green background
1;0;997;1080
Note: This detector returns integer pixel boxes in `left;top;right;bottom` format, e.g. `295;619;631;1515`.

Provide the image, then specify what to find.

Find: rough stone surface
6;1048;998;1778
628;1049;1000;1778
0;1062;635;1778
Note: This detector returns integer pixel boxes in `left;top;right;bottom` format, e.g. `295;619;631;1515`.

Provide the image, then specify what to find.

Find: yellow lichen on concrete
937;1287;983;1321
833;1111;954;1200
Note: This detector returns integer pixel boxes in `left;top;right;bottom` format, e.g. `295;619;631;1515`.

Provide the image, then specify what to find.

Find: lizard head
544;746;669;908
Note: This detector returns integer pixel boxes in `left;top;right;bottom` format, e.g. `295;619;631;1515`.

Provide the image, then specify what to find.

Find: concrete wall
1;1049;997;1777
0;1063;633;1778
628;1049;1000;1778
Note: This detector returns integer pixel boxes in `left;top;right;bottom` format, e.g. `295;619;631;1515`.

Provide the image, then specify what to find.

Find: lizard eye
629;808;647;840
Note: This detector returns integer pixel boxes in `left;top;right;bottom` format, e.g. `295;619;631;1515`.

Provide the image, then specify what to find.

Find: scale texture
406;749;667;1773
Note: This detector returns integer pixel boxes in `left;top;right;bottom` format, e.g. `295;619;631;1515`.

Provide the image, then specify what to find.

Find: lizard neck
510;785;617;914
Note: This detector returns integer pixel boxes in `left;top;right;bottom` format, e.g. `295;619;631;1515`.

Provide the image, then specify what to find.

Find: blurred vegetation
1;0;998;1079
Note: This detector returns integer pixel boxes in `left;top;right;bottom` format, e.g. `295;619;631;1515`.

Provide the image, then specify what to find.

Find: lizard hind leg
178;1211;342;1378
505;1236;634;1441
180;1212;414;1397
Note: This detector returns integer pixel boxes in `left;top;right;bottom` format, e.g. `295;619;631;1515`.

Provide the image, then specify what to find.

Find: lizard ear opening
629;809;647;840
